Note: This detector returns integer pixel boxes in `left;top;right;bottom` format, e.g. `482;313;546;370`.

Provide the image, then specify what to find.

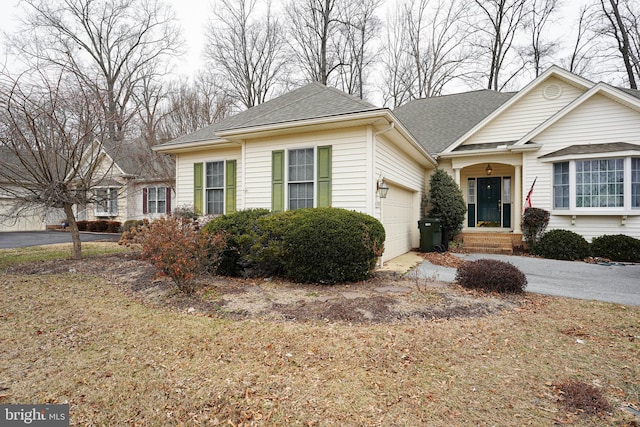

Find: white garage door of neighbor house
0;206;45;232
382;184;416;261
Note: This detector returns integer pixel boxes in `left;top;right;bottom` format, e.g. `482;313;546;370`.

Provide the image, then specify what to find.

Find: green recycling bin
418;218;442;252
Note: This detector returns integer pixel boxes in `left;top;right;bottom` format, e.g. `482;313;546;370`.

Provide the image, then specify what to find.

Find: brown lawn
0;243;638;426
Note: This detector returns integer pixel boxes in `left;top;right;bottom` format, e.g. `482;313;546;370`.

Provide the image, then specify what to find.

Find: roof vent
543;83;562;100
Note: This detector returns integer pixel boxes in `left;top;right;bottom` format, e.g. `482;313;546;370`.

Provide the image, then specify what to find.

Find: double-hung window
147;187;167;214
96;188;118;216
288;148;314;209
553;157;640;211
206;161;224;215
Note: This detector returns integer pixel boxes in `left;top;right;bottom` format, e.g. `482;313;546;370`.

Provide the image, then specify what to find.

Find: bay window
553;157;640;211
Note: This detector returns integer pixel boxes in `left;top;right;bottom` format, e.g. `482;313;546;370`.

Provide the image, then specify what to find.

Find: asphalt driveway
0;231;120;249
411;253;640;306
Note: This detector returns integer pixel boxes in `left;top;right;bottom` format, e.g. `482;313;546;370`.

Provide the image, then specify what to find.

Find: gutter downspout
372;121;395;268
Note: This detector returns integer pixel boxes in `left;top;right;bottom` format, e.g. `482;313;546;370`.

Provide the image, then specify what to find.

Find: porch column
513;165;522;233
453;168;460;186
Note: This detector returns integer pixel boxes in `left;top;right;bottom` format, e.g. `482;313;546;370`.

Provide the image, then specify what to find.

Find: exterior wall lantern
485;164;493;175
377;178;389;199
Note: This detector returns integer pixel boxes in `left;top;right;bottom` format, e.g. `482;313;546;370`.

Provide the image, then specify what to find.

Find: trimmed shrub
591;234;640;262
76;220;88;231
244;211;296;277
522;207;550;247
427;169;467;241
532;229;589;261
202;209;271;276
106;221;121;233
281;208;385;284
455;259;527;293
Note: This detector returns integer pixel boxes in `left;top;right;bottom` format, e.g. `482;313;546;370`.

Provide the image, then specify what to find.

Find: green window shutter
317;145;332;207
272;150;284;212
225;160;237;214
194;162;203;215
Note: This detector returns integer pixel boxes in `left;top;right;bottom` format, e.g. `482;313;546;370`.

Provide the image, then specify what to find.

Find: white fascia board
514;82;640;146
440;66;595;155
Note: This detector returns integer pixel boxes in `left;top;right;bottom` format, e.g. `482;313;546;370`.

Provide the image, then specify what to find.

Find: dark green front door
477;177;501;227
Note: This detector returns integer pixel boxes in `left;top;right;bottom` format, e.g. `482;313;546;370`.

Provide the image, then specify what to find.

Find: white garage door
382;184;416;260
0;202;46;232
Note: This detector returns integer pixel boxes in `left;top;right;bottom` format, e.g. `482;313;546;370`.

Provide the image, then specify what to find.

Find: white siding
175;147;242;211
524;93;640;239
244;127;370;211
464;77;585;146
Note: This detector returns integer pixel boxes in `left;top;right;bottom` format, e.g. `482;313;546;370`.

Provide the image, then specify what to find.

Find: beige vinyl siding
524;93;640;239
244;127;369;211
464;77;585;146
175;147;242;211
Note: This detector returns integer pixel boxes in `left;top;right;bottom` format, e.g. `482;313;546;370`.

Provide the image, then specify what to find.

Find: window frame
95;187;118;216
205;160;225;215
551;156;640;214
147;186;168;214
287;147;315;210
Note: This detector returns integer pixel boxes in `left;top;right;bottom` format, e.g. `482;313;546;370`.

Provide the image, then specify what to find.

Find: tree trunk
63;202;82;260
608;0;638;88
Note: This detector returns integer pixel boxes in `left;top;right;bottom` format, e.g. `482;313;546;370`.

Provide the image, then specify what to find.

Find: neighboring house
154;83;437;261
79;138;176;224
0;139;175;232
157;66;640;260
397;65;640;245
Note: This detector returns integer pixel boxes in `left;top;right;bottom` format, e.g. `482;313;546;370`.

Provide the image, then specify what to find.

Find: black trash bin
418;218;442;252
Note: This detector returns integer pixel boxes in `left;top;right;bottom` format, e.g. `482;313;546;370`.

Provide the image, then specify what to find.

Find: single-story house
154;83;437;261
156;66;640;259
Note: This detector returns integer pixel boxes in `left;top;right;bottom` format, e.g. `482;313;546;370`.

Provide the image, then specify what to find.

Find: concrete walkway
382;251;640;307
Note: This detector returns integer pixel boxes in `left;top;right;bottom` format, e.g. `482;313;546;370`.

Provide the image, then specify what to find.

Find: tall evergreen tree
427;169;466;241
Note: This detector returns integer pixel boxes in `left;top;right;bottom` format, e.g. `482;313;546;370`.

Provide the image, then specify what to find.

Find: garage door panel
382;184;415;260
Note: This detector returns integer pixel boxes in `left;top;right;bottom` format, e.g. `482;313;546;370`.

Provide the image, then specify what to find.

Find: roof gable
102;138;174;180
393;90;514;155
514;82;640;146
440;66;594;154
163;82;379;147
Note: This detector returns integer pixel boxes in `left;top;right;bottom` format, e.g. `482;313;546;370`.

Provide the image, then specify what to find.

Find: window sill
552;210;640;216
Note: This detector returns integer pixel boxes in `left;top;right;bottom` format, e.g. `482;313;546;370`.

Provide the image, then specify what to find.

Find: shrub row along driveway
413;253;640;306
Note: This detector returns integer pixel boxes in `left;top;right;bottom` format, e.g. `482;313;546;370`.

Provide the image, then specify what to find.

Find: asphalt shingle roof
161;82;380;147
393;90;515;155
102;138;175;180
539;142;640;158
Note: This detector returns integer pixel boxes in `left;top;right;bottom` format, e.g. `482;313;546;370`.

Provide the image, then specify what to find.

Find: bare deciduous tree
206;0;288;109
524;0;559;77
598;0;640;88
287;0;344;85
335;0;383;98
0;70;110;258
562;4;602;77
159;73;233;139
13;0;182;141
471;0;529;91
380;0;472;106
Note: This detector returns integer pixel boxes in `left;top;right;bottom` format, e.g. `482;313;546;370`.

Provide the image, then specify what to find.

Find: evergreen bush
281;208;385;284
202;209;271;276
590;234;640;262
427;169;466;241
455;259;527;293
532;229;589;260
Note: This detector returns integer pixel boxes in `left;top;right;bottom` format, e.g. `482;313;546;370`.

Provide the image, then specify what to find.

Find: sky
0;0;593;104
